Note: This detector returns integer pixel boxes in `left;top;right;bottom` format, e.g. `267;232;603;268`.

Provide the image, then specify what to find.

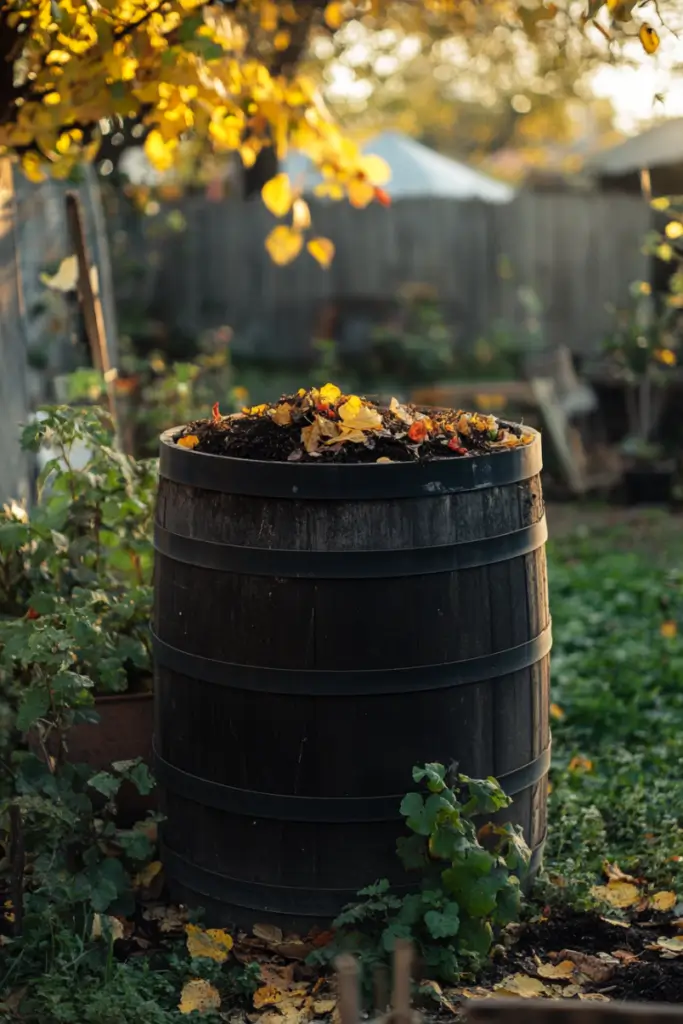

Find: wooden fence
123;190;651;362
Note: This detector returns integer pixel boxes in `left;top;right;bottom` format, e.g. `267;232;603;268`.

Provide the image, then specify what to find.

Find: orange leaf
177;434;200;449
408;421;428;443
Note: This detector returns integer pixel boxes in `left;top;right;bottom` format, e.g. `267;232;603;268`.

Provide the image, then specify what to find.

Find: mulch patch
173;386;534;464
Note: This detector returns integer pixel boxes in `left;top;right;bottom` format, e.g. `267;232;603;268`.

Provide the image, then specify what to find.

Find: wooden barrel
153;426;551;929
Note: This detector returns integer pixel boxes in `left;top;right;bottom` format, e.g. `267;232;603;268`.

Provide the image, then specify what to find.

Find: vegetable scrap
173;384;534;463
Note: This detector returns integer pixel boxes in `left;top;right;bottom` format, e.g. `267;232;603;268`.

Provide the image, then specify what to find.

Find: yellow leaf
292;198;311;231
133;860;163;890
91;914;125;941
655;935;683;953
314;182;345;200
177;435;200;449
652;197;670;211
550;703;565;720
377;457;393;463
537;961;575;980
639;23;660;54
40;255;78;293
591;881;640;909
274;29;291;50
338;396;383;432
254;986;285;1009
313;999;337;1015
144;129;177;172
661;620;678;637
262;174;294;218
265;225;303;266
324;2;345;29
665;221;683;240
307;237;335;269
657;243;674;262
348;178;375;209
652;891;677;912
260;1;279;30
319;383;341;404
494;974;549;998
568;756;593;772
21;152;46;184
359;154;391;186
179;979;221;1014
271;403;293;426
185;924;234;962
301;421;322;454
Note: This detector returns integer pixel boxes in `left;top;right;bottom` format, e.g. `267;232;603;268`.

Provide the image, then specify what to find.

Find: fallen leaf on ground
253;923;284;945
271;404;293;427
179;979;221;1014
420;981;458;1015
652;891;677;912
591;881;640;908
537;960;575;980
91;914;124;941
603;862;638;884
186;923;234;962
254;986;285;1009
259;963;295;989
276;939;312;960
338;396;383;432
612;949;640;963
558;949;616;983
653;936;683;954
494;974;549;998
143;903;189;933
133;860;164;893
458;988;493;1000
579;993;611;1002
312;999;337;1015
600;916;630;928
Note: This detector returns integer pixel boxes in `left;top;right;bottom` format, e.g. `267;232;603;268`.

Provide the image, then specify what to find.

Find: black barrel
153;426;551;930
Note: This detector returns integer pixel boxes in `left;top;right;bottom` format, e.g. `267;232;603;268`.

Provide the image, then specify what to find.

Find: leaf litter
173;385;535;464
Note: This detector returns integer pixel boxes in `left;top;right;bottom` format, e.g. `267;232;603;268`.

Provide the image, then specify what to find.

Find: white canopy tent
283;130;516;204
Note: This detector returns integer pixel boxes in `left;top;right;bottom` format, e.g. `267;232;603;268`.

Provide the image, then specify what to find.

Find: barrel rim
159;424;542;499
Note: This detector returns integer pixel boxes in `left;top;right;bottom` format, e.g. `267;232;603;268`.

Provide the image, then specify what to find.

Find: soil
173;387;534;464
476;909;683;1003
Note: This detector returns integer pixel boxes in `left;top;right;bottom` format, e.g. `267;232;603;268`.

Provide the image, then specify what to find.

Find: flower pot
623;461;676;506
66;692;156;823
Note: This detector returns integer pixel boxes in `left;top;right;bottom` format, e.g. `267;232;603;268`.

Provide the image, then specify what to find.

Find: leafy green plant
315;765;530;984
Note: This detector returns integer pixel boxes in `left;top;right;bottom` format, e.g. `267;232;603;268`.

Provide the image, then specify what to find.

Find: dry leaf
143;903;189;933
568;756;593;772
600;916;630;928
262;174;294;218
91;914;125;941
338;396;382;432
558;949;616;983
408;421;428;443
591;881;640;908
612;949;640;963
259;963;295;989
660;620;677;639
537;960;575;980
639;22;659;53
603;862;638;884
579;993;611;1002
179;979;221;1015
292;198;311;231
654;935;683;954
376;457;393;463
301;421;322;454
459;987;493;1000
40;254;78;293
271;403;293;426
134;860;163;891
265;225;303;266
254;986;286;1009
389;396;413;425
185;923;234;962
307;237;335;269
652;891;677;912
324;1;345;28
319;383;341;404
276;939;312;960
550;703;565;720
494;974;549;998
253;923;284;945
312;999;337;1015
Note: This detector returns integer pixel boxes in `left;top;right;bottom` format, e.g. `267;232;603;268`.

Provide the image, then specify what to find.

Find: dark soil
173;388;534;464
478;909;683;1003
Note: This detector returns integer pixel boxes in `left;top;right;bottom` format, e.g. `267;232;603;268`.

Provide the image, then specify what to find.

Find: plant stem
8;804;24;937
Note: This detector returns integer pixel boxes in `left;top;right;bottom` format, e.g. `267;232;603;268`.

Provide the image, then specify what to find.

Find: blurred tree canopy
0;0;676;260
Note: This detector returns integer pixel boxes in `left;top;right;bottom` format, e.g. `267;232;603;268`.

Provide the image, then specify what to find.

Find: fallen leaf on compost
591;881;640;908
301;422;322;454
376;457;393;463
276;939;312;960
389;397;413;425
459;987;493;1000
579;993;611;1002
271;404;293;427
259;963;295;989
558;950;616;983
408;420;428;443
253;923;284;945
612;949;640;963
254;986;285;1009
338;396;383;432
319;384;341;405
601;916;631;928
537;960;576;980
652;891;677;911
177;434;200;449
179;979;221;1014
185;923;234;962
494;975;549;998
652;936;683;954
604;862;638;884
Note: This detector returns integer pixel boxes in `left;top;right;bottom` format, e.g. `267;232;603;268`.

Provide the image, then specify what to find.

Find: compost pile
174;384;534;463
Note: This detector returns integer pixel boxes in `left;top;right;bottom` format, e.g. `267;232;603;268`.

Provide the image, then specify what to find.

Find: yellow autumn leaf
661;620;678;637
338;396;383;432
657;243;674;262
347;178;376;209
494;974;549;998
652;891;677;912
639;23;660;54
185;923;234;962
652;197;670;211
301;421;322;454
179;979;221;1014
133;860;164;889
324;2;345;29
319;383;341;403
271;403;293;426
359;154;391;186
665;221;683;240
145;129;177;172
21;151;47;183
40;255;78;293
568;756;593;772
655;349;677;367
292;198;311;231
313;999;337;1015
537;960;575;980
262;174;294;218
265;225;303;266
273;29;291;50
177;434;200;449
260;1;279;30
91;913;125;941
550;703;565;720
591;881;640;909
307;237;335;269
253;985;285;1009
376;457;393;463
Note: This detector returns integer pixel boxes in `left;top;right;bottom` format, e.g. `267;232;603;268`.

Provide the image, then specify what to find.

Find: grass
544;513;683;897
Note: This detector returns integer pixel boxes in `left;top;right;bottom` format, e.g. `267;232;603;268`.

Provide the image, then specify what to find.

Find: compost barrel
153;426;551;929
